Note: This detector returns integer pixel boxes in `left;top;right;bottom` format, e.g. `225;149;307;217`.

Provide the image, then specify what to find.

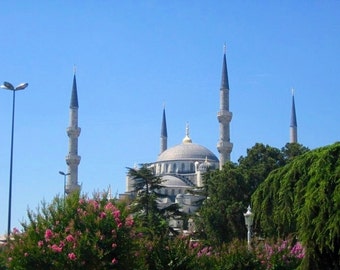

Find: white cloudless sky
0;1;339;234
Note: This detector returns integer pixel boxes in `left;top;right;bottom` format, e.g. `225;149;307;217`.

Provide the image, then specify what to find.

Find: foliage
238;143;286;194
127;165;185;238
252;142;340;269
196;162;248;245
281;143;309;163
196;143;309;246
127;164;164;218
0;191;306;269
0;192;142;270
127;164;166;232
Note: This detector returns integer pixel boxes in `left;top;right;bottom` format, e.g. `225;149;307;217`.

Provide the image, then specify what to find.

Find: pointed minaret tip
290;89;297;127
73;65;77;75
160;106;168;154
223;43;226;55
70;71;79;108
290;88;298;143
221;44;229;90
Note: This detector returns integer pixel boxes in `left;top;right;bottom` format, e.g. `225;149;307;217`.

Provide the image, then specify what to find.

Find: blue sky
0;1;339;234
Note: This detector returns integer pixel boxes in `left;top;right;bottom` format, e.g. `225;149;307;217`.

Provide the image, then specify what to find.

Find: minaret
217;45;233;169
65;71;81;194
290;89;298;143
160;106;168;154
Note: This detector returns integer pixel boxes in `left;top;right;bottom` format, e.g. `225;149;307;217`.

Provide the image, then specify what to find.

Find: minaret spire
160;105;168;154
65;71;81;194
217;45;233;169
290;89;298;143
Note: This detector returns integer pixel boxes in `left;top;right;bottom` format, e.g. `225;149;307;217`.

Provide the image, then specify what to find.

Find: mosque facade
124;49;233;213
62;48;298;215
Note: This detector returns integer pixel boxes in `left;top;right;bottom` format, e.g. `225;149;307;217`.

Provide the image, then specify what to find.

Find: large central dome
157;142;218;162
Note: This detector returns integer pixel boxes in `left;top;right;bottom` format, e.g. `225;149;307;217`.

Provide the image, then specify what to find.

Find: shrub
0;192;142;270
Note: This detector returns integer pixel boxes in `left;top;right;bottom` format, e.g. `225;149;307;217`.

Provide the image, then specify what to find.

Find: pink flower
105;202;117;212
111;258;118;264
112;243;117;249
68;252;77;260
125;215;134;227
89;199;99;209
66;234;75;242
44;229;53;240
24;252;28;257
51;244;62;253
38;240;44;247
12;227;20;234
99;212;106;219
113;210;120;219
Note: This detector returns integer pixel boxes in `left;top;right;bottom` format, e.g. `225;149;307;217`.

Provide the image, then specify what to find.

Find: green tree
238;143;285;194
196;162;248;245
281;142;309;163
195;142;309;246
127;164;171;237
252;142;340;269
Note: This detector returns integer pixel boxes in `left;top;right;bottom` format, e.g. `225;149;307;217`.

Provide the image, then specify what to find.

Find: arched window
181;163;185;172
173;163;177;173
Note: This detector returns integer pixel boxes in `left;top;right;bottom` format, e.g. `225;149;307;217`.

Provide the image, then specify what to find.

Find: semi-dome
157;142;218;162
162;175;192;187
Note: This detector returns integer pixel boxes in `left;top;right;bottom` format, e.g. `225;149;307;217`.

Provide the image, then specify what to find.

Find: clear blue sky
0;1;339;234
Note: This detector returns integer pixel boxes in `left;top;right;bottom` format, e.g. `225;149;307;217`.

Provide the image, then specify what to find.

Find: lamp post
1;81;28;237
59;171;70;199
244;205;254;250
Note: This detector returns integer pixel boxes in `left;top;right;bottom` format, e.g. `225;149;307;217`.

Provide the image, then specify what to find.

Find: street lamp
1;81;28;237
59;171;70;199
244;205;254;250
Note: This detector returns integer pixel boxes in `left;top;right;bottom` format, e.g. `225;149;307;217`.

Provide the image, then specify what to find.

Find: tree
281;142;309;163
127;164;165;233
195;142;309;246
252;142;340;269
238;143;285;194
195;162;248;245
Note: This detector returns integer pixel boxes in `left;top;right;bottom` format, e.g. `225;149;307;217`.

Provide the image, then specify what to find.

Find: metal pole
7;90;16;237
64;174;66;200
247;224;251;250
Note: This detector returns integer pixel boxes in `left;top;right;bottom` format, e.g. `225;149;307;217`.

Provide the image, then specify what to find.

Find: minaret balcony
66;155;81;165
217;141;233;153
67;127;81;137
217;111;232;122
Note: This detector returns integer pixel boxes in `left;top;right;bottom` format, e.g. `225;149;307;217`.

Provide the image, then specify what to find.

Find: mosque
62;48;298;214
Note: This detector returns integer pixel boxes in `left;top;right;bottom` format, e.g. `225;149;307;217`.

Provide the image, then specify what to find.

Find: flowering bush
254;238;305;269
0;192;305;269
0;192;142;270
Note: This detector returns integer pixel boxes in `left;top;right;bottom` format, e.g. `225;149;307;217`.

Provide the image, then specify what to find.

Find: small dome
182;135;192;143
